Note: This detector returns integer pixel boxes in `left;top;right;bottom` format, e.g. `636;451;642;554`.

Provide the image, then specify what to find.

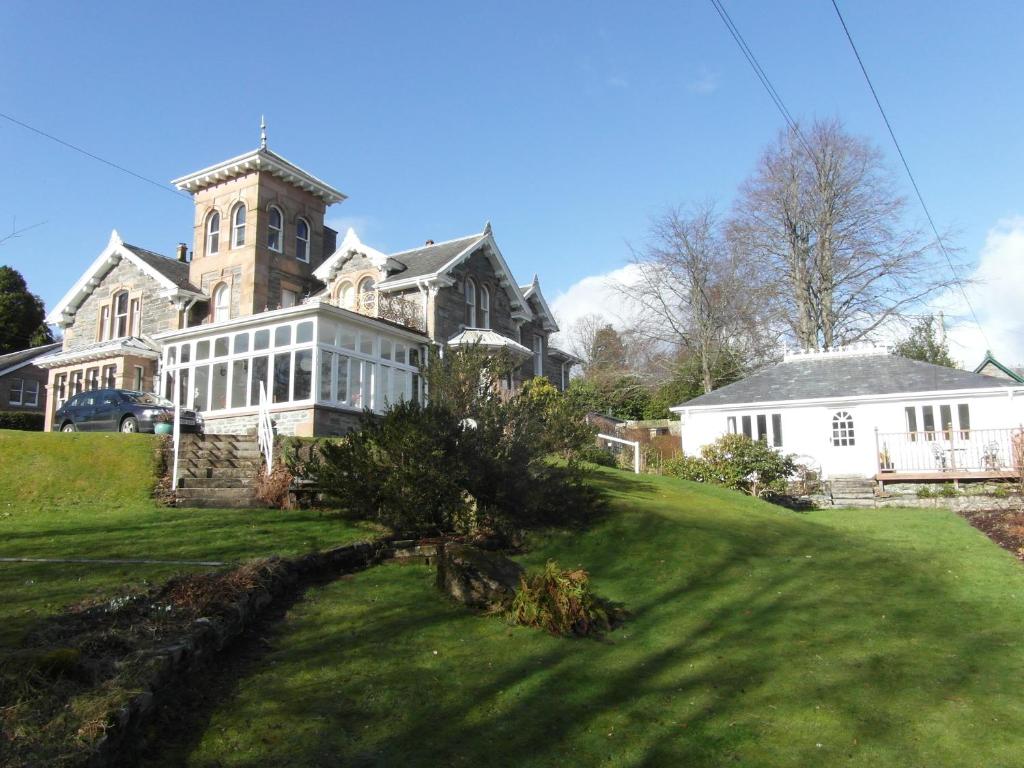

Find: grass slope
167;469;1024;768
0;430;378;646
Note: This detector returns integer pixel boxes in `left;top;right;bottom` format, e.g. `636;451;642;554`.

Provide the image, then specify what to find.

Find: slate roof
35;337;161;368
679;353;1018;409
122;243;204;293
0;342;62;373
378;235;484;285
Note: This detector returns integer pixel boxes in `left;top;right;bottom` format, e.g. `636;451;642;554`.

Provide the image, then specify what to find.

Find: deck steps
828;475;878;508
172;434;267;509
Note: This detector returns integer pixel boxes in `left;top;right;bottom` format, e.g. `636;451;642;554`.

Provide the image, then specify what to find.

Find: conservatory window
831;411;855;447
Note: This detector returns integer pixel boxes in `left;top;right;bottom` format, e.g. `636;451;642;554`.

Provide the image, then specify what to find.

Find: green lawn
162;469;1024;768
0;430;379;647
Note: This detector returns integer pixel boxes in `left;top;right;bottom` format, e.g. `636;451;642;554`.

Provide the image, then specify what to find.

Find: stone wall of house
201;405;362;437
0;363;48;413
63;258;181;352
198;265;243;320
435;247;519;343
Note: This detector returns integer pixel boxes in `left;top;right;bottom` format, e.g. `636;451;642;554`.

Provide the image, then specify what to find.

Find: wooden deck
876;469;1017;488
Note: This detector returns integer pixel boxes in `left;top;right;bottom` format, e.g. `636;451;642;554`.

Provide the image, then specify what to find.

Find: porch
874;426;1024;487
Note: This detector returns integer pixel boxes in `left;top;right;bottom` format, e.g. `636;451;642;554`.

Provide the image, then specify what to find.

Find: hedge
0;411;46;431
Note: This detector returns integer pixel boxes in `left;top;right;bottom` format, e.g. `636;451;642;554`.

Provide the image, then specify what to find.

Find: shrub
664;434;796;498
577;444;618;468
254;461;295;509
315;401;468;535
518;377;596;460
0;411;44;431
508;560;624;637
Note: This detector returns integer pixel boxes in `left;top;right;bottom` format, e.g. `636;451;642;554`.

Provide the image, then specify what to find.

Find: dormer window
480;285;490;330
113;291;130;338
267;206;283;252
296;218;310;262
336;281;354;309
206;211;220;255
232;204;246;248
465;278;477;327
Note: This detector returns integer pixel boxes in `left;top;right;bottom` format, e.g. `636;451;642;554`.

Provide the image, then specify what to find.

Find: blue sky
2;1;1023;359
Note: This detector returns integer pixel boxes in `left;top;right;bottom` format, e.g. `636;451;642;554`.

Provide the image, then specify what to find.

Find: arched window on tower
213;283;230;322
295;218;310;262
267;206;283;252
206;211;220;255
232;204;246;248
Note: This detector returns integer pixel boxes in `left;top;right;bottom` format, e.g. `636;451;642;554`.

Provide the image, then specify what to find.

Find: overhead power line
829;0;989;347
0;111;191;201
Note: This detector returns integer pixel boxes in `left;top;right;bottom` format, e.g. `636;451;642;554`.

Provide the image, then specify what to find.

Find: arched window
232;204;246;248
358;277;375;313
267;206;283;252
206;211;220;255
113;291;130;338
336;281;354;309
464;277;477;327
832;411;855;447
295;218;310;262
480;285;490;329
213;283;230;322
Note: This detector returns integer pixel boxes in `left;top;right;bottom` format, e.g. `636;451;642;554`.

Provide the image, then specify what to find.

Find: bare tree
618;204;765;394
731;119;959;350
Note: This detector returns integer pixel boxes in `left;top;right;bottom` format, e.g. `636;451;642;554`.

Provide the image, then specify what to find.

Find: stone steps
170;434;267;509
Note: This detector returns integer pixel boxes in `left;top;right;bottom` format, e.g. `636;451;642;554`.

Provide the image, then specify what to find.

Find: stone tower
171;132;345;320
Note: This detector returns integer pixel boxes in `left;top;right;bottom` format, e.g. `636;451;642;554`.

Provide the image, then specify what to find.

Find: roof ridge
389;231;484;258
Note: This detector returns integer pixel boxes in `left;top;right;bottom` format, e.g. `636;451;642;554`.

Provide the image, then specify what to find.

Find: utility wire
706;0;815;158
829;0;989;347
0;111;191;201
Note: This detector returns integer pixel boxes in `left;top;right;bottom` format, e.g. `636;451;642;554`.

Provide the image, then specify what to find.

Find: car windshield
122;391;173;407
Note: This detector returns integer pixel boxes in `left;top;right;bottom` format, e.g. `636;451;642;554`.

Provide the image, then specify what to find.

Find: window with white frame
23;380;38;406
102;365;116;389
335;281;354;309
8;378;23;405
832;410;855;447
295;218;310;262
533;334;544;377
213;283;231;321
267;206;283;252
71;371;83;396
480;285;490;329
358;277;375;313
55;374;67;406
206;211;221;255
726;412;783;447
99;306;109;341
281;289;297;308
134;366;144;392
464;278;477;327
232;204;246;248
86;367;99;391
113;291;130;338
129;298;141;335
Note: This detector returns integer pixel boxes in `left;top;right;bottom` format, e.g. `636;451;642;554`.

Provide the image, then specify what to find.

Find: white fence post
258;382;274;476
171;372;180;491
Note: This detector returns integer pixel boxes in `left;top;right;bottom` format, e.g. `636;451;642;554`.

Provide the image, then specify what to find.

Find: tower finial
260;115;267;149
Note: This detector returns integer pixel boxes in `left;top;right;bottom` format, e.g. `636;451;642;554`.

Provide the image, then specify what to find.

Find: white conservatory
155;300;427;436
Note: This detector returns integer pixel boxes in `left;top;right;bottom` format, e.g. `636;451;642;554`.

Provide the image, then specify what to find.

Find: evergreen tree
894;315;956;368
0;266;53;354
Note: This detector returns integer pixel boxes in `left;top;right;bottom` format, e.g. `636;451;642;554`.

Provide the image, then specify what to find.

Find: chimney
425;239;435;246
176;243;189;262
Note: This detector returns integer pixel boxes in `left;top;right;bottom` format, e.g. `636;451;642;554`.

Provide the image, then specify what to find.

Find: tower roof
171;147;346;205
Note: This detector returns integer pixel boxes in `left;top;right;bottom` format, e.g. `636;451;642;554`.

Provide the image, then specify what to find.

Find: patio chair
931;443;947;470
982;441;1002;471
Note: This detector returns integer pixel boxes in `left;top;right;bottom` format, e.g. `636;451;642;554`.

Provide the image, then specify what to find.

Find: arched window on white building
831;411;855;447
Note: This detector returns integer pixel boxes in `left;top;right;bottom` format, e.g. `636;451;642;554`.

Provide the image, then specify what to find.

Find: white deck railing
257;382;274;476
876;426;1024;474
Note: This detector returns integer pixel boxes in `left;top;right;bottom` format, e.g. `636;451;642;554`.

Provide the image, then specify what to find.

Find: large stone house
39;137;576;435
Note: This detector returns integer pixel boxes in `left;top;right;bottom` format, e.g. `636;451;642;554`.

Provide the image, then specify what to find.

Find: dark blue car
53;389;199;433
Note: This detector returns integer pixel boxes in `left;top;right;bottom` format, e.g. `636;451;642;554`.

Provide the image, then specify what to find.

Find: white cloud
687;66;719;94
606;74;629;89
937;217;1024;368
549;263;643;347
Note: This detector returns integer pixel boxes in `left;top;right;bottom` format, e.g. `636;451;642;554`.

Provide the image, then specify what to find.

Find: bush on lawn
508;560;624;637
664;433;796;498
311;346;603;537
0;411;44;431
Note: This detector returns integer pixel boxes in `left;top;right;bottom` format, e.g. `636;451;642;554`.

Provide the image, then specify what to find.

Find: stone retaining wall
807;479;1023;511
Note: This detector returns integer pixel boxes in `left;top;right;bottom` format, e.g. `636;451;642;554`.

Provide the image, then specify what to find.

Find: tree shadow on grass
144;493;1024;768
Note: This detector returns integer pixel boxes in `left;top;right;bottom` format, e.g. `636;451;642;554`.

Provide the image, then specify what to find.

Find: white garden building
670;346;1024;483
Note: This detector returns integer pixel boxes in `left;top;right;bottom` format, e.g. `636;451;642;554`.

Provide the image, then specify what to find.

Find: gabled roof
675;348;1018;410
45;230;205;327
973;351;1024;383
312;228;399;283
0;342;62;378
520;275;559;332
379;234;486;285
171;147;346;205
